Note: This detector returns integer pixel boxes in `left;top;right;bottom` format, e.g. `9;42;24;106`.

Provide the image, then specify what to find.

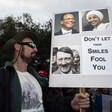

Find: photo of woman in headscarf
82;9;111;31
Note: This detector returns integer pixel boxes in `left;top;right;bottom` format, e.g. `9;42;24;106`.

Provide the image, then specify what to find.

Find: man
55;13;79;36
0;31;89;112
53;47;78;74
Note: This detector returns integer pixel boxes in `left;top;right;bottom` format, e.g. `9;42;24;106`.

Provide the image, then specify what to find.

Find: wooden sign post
80;88;86;112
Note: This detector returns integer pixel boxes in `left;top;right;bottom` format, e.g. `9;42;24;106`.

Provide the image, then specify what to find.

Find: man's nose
34;47;38;52
90;18;94;21
61;59;66;64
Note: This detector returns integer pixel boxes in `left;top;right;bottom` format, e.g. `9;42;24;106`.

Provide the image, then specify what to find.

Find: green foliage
0;13;52;73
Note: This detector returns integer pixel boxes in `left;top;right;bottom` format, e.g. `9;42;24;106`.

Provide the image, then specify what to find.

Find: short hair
53;47;58;56
61;13;74;20
58;47;73;57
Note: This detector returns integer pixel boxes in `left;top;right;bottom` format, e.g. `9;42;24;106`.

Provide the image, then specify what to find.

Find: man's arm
43;87;90;112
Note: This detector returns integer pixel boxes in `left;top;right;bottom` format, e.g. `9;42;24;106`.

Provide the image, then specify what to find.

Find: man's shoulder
0;66;15;86
0;66;15;73
54;29;62;36
53;69;61;74
72;28;79;33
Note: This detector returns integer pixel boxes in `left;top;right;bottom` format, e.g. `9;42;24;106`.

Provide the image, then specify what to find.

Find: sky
0;0;112;23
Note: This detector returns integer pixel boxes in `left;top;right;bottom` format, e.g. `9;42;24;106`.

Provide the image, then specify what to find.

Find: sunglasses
18;42;37;49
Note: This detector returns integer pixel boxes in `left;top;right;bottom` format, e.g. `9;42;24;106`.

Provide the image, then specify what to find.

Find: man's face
73;54;80;64
88;14;100;27
20;38;38;63
61;14;75;30
57;51;73;74
52;55;57;64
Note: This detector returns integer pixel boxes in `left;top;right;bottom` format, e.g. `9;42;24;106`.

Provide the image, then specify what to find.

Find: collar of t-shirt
61;28;72;35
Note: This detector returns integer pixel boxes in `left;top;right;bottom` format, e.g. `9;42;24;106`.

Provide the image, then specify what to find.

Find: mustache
31;52;38;58
60;64;69;67
31;52;37;55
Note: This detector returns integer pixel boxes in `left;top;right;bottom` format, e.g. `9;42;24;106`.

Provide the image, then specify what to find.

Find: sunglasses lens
28;43;36;49
19;42;36;49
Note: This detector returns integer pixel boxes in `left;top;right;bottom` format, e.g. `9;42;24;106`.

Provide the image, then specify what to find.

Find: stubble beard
20;47;37;63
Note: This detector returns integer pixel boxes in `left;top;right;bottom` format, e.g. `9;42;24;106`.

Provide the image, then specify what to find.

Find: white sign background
82;35;112;75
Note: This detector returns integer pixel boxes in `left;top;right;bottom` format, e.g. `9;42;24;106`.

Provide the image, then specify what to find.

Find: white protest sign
49;8;112;88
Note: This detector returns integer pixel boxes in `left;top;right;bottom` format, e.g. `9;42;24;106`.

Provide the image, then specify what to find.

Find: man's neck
14;60;28;72
61;28;72;35
62;27;71;31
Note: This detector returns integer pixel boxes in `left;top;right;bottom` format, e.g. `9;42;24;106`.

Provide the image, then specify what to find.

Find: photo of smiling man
52;47;79;74
54;12;79;36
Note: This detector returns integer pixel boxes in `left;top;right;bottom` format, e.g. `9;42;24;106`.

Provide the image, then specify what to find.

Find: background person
53;47;78;74
0;31;90;112
55;13;79;36
52;47;58;73
95;88;110;112
72;49;80;74
38;70;48;80
83;10;111;31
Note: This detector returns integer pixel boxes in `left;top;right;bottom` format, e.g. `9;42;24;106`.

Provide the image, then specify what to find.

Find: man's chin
31;53;36;56
31;53;37;58
61;70;70;74
28;57;36;64
27;56;37;63
62;71;69;74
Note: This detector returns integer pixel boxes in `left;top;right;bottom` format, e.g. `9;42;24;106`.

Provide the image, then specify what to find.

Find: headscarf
86;10;104;21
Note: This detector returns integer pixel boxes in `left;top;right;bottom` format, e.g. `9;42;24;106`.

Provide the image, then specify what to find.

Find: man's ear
14;43;21;51
60;20;63;25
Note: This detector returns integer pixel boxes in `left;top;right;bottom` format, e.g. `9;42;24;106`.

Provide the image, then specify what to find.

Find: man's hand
71;93;90;111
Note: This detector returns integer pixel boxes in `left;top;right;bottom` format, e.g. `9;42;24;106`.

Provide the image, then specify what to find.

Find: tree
0;13;52;73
